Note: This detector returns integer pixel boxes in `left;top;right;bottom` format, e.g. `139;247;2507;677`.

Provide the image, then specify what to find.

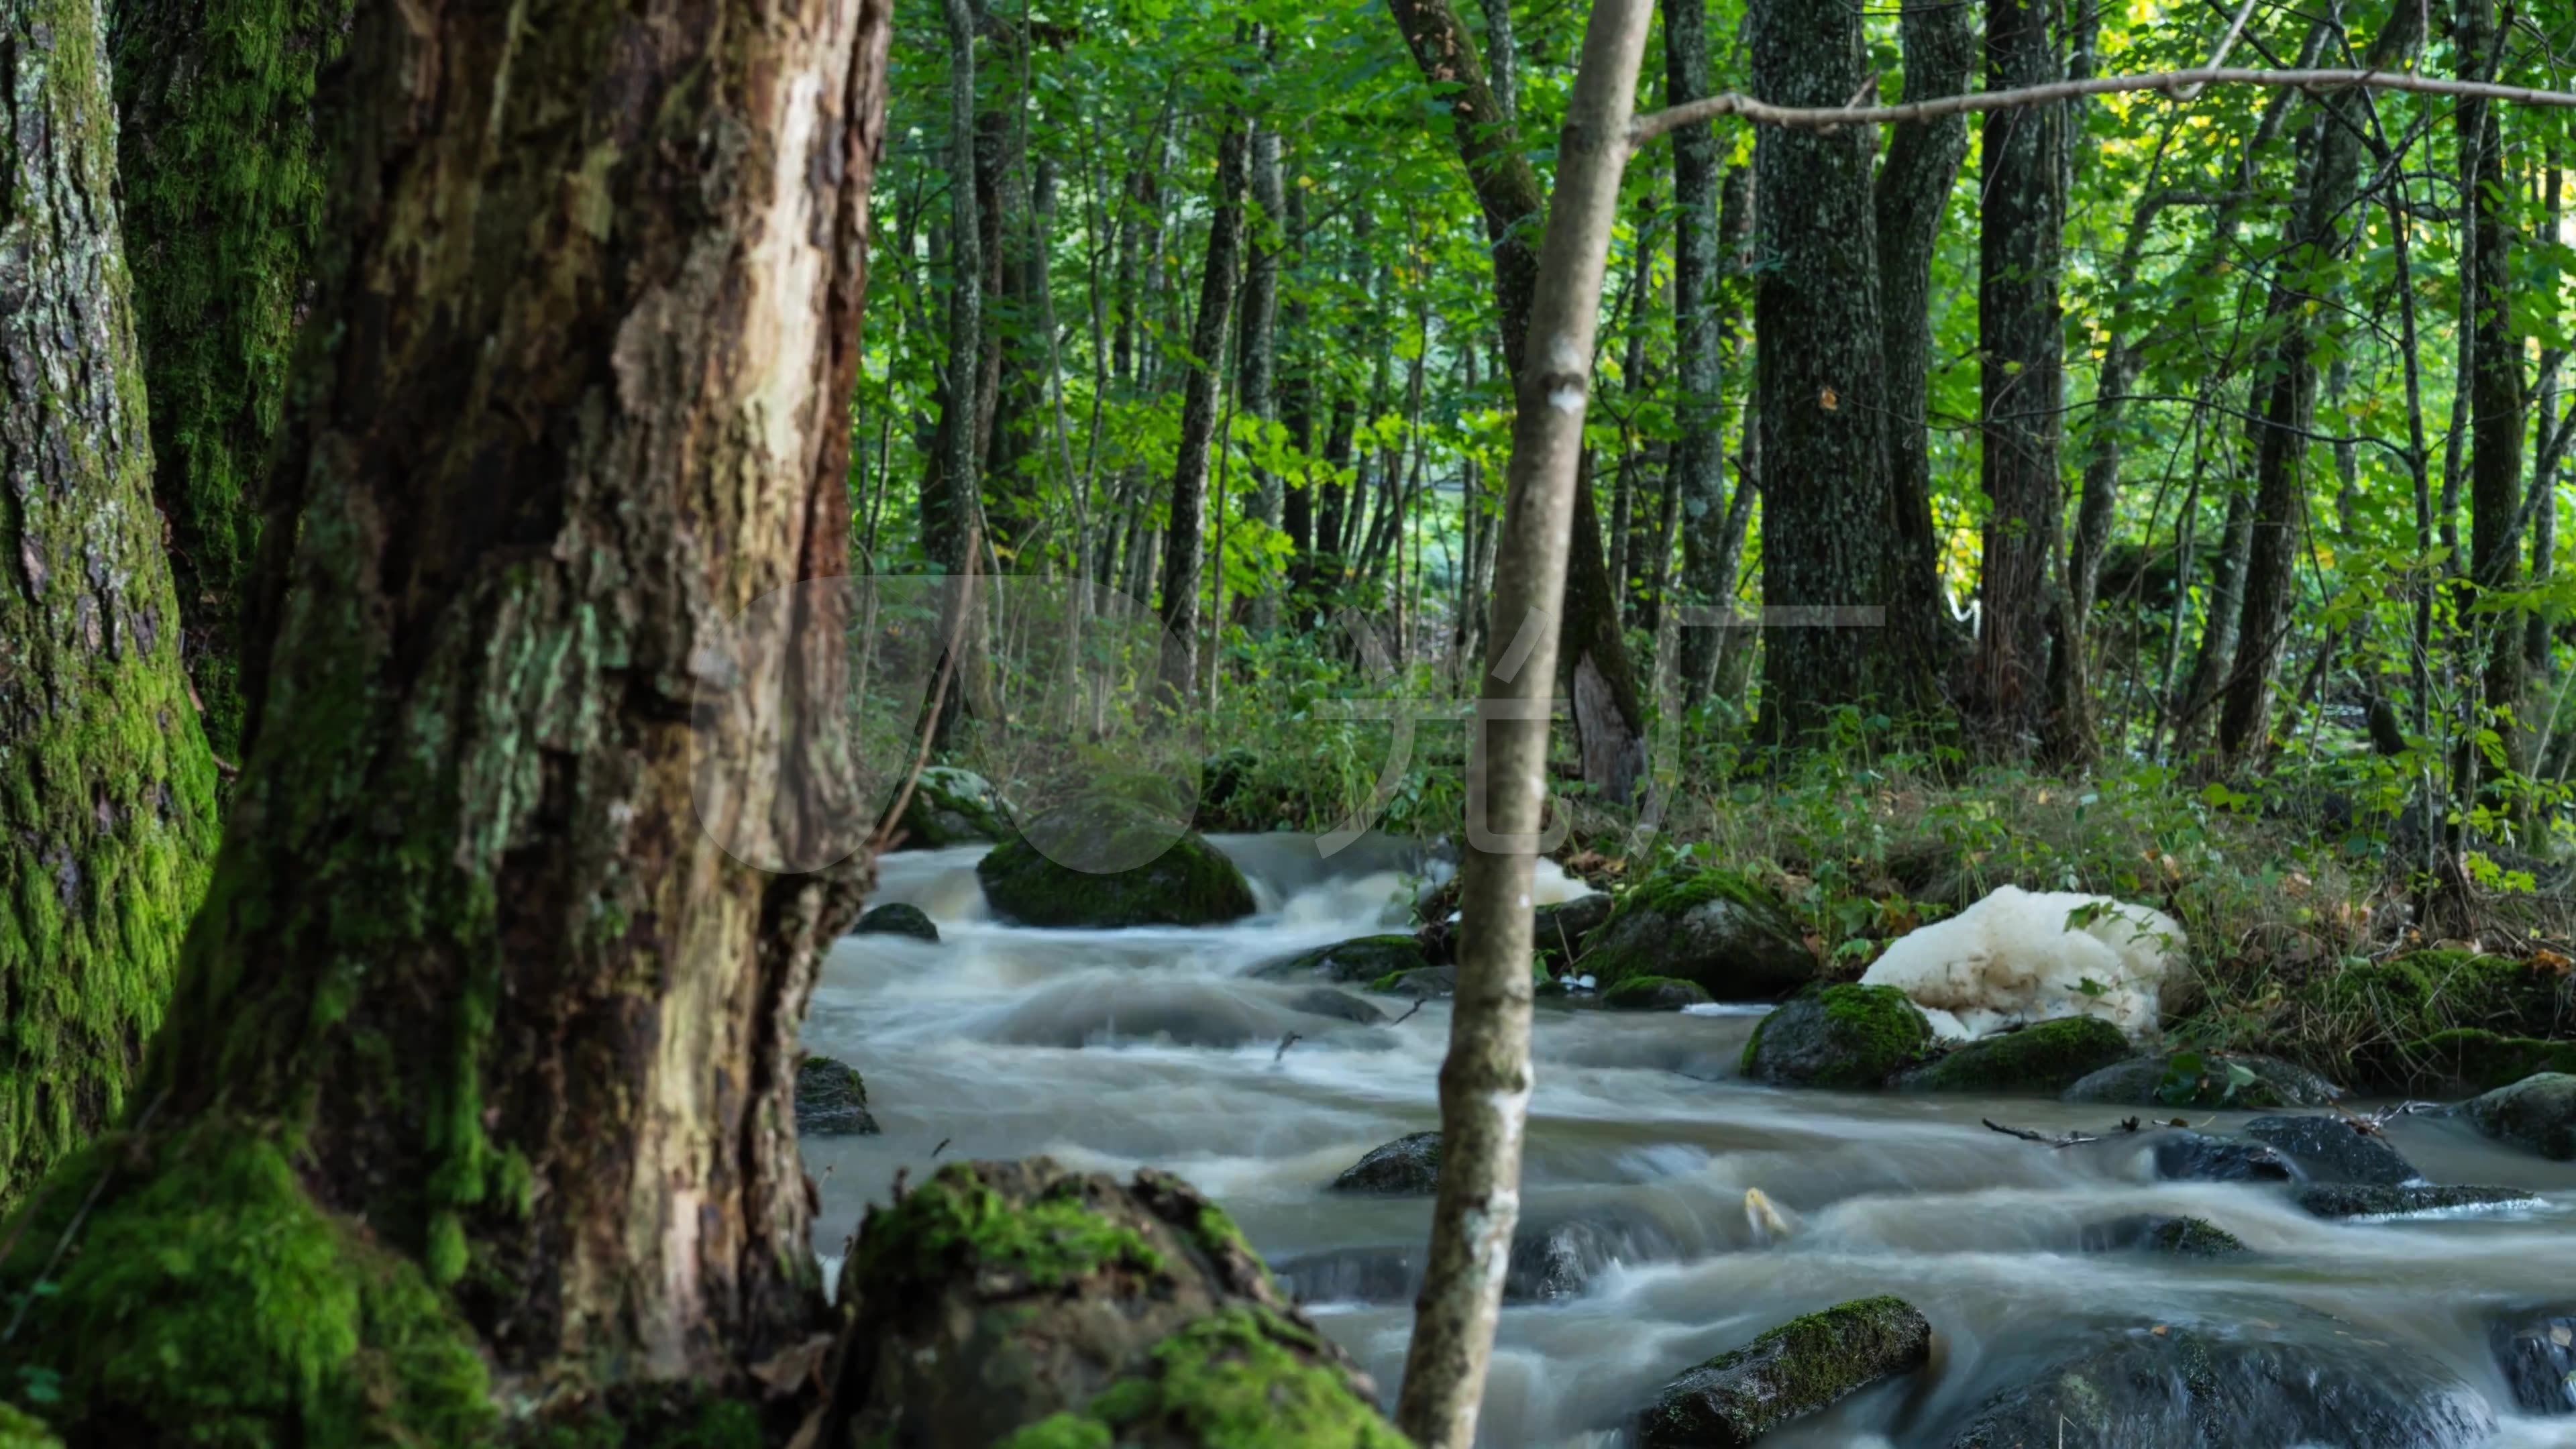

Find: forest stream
800;839;2576;1449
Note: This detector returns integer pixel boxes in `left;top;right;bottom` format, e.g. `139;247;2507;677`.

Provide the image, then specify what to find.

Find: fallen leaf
2152;1325;2169;1336
1820;386;1839;411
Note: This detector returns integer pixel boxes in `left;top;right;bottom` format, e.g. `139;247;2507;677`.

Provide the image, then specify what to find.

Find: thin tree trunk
1241;120;1285;630
0;0;220;1209
925;0;986;574
2460;0;2527;775
1680;166;1754;699
1396;8;1654;1442
1155;125;1250;704
7;0;893;1430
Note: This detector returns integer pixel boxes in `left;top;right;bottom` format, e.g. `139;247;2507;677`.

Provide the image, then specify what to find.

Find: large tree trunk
1154;125;1250;703
3;0;894;1434
2460;0;2528;775
1385;0;1648;802
1964;0;2068;759
111;0;350;763
1872;0;1974;718
2216;1;2423;762
1749;0;1888;746
0;0;220;1211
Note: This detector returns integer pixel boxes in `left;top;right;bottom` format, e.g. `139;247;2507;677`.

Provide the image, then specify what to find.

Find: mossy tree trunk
0;0;220;1211
3;0;894;1433
110;0;352;765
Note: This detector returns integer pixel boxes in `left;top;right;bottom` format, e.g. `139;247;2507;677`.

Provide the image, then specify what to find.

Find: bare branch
1632;68;2576;148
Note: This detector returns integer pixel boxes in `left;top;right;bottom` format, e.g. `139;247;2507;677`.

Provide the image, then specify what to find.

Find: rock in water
892;765;1010;849
1328;1132;1442;1195
2080;1214;2252;1257
1860;885;2185;1040
1531;892;1616;969
2488;1308;2576;1415
1251;934;1427;983
2062;1051;2344;1109
1582;868;1815;1001
2244;1114;2422;1184
853;902;939;942
1601;975;1715;1011
976;797;1256;928
2152;1132;2297;1183
2294;1183;2536;1220
796;1055;879;1136
1741;985;1934;1089
2466;1073;2576;1161
1893;1016;2131;1093
824;1159;1402;1448
1635;1296;1933;1448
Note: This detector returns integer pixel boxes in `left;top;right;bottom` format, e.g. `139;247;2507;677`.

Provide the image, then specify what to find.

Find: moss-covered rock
1602;976;1714;1011
1368;966;1457;999
796;1055;880;1137
2243;1115;2420;1185
2303;950;2573;1091
1635;1296;1933;1448
1285;988;1385;1025
1741;985;1933;1089
855;902;940;942
893;765;1010;849
1252;934;1426;983
0;1122;492;1447
2078;1214;2250;1256
1583;867;1815;1001
1532;892;1616;969
977;798;1256;928
825;1158;1393;1448
2293;1182;2537;1219
2465;1073;2576;1161
1892;1016;2131;1093
2061;1051;2343;1109
1328;1132;1443;1195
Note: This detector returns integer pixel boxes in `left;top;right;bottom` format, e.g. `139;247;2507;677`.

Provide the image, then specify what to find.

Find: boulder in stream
1943;1320;2497;1449
2488;1307;2576;1415
2244;1114;2422;1184
796;1054;879;1136
1893;1016;2131;1093
854;902;939;942
1329;1132;1443;1195
976;797;1256;928
1273;1210;1682;1307
1253;934;1428;984
1740;985;1934;1089
824;1159;1401;1448
2151;1132;2296;1183
1601;975;1714;1011
2080;1214;2251;1257
1635;1295;1933;1449
1371;965;1456;999
2293;1182;2537;1220
2465;1072;2576;1161
1532;892;1616;969
1287;987;1385;1025
1583;867;1815;1002
2061;1051;2344;1109
890;764;1009;849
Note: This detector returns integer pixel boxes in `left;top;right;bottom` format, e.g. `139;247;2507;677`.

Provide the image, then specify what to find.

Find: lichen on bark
0;0;220;1210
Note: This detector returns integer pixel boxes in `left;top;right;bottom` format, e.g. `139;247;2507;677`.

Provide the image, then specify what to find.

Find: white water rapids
800;835;2576;1448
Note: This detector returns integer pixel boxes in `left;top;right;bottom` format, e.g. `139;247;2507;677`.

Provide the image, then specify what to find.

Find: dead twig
869;526;981;856
930;1137;952;1158
1983;1115;2165;1150
1273;1032;1303;1063
1390;1000;1428;1027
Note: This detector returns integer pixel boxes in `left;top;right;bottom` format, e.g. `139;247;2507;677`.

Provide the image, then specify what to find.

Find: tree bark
0;0;220;1210
112;0;352;763
5;0;894;1430
2460;0;2527;775
922;0;986;575
1396;11;1654;1442
1241;122;1286;630
1965;0;2068;759
1872;0;1975;716
1750;0;1889;745
1680;165;1753;698
1155;124;1250;703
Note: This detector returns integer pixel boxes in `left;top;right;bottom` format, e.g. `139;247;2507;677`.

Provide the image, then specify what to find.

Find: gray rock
890;765;1008;849
1740;985;1933;1089
1273;1210;1680;1307
1329;1131;1442;1195
2152;1131;2298;1183
2245;1114;2422;1184
1637;1296;1933;1448
2466;1072;2576;1161
1585;868;1815;1002
1252;934;1428;984
796;1054;880;1136
854;902;939;942
2294;1182;2536;1220
2063;1052;2345;1108
1601;975;1714;1011
975;796;1256;928
1532;892;1615;966
1375;966;1456;999
1287;987;1385;1025
2489;1308;2576;1415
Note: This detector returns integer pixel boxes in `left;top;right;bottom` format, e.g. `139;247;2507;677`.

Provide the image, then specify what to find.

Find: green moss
0;1404;62;1449
977;798;1256;928
2416;1030;2576;1092
1586;866;1813;1000
2145;1216;2249;1256
2304;951;2569;1089
0;1121;492;1446
1602;976;1715;1010
1741;985;1933;1089
1009;1307;1405;1448
1896;1017;2132;1093
1641;1296;1932;1446
851;1163;1166;1297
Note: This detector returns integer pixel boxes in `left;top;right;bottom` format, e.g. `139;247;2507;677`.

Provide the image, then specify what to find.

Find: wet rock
2488;1308;2576;1415
1274;1211;1681;1307
2294;1182;2537;1220
2080;1214;2251;1257
891;764;1008;849
1636;1295;1933;1449
823;1158;1401;1447
796;1055;880;1136
1532;892;1616;969
1372;966;1456;999
1329;1132;1442;1195
2244;1114;2422;1185
854;902;939;942
1584;867;1815;1002
1601;975;1713;1011
2062;1051;2344;1109
1943;1320;2496;1449
2418;1030;2576;1094
1741;985;1933;1089
1287;987;1385;1025
1252;934;1428;984
1893;1016;2131;1093
976;797;1256;928
2152;1131;2297;1183
2465;1072;2576;1161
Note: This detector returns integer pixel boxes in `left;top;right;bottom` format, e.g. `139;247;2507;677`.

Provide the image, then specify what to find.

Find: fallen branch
1983;1115;2163;1150
1272;1031;1303;1063
869;526;981;856
1390;1000;1428;1027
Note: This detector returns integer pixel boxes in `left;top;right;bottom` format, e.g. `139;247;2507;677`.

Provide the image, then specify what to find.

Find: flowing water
801;836;2576;1448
